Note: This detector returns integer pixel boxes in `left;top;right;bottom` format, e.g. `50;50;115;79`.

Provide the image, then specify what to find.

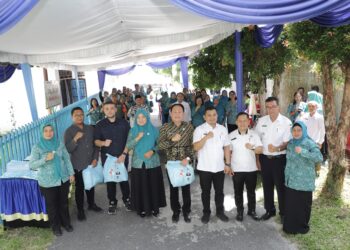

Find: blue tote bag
166;161;195;188
82;164;104;190
103;154;128;183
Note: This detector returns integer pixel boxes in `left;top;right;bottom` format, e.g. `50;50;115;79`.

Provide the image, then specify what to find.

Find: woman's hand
91;159;98;167
181;158;188;166
69;175;75;183
136;132;144;141
144;150;154;159
45;152;54;161
295;146;302;154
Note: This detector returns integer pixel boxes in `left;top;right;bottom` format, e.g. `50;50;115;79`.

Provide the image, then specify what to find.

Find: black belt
263;154;285;159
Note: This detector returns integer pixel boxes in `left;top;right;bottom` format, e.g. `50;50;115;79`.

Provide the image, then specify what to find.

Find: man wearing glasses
255;97;292;223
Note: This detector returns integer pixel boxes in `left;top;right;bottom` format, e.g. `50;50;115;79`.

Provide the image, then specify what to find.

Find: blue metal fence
0;97;92;175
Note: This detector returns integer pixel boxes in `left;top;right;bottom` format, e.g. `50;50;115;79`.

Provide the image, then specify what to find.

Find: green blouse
126;131;160;169
29;142;74;188
285;138;323;192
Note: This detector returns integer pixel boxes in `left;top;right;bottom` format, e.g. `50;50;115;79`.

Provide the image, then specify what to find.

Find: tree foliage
190;27;293;92
288;21;350;198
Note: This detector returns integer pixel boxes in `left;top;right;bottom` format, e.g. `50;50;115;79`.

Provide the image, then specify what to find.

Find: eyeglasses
266;105;278;109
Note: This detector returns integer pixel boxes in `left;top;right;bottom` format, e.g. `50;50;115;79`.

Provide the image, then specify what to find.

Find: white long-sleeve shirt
297;112;325;145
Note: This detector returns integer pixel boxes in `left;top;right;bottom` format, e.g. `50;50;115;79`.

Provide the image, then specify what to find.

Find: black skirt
283;186;312;234
131;164;167;215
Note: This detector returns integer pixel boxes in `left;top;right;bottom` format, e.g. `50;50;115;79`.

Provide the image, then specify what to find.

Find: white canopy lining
0;0;246;71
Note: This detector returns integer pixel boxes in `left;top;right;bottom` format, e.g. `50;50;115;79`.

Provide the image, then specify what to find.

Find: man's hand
268;144;277;153
69;175;75;183
104;139;112;147
171;134;182;142
74;132;84;142
144;150;154;159
245;143;255;150
205;131;214;139
91;159;98;167
224;166;233;176
117;154;126;163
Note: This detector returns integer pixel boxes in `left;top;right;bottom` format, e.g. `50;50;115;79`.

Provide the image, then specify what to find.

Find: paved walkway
49;173;297;250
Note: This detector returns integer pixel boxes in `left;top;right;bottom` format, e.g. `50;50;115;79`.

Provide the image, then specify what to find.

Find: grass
0;227;53;250
284;198;350;250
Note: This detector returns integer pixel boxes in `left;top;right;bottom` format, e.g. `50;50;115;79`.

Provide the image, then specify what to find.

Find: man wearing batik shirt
158;103;194;223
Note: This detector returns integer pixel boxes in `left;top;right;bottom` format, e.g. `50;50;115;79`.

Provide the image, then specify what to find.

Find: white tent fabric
0;0;245;71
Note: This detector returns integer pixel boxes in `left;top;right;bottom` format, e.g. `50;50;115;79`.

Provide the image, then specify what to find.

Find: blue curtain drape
170;0;348;25
21;63;38;121
147;56;189;88
311;2;350;27
254;25;284;48
235;31;244;112
0;64;16;83
180;57;189;89
97;65;136;91
0;0;39;34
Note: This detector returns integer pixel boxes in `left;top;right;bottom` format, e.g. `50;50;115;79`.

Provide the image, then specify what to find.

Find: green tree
287;21;350;199
190;27;293;93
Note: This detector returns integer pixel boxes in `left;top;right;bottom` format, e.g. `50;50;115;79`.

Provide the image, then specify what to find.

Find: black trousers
227;124;238;134
107;181;130;205
260;155;286;215
167;173;191;214
74;169;95;211
40;181;71;230
283;187;312;234
198;170;225;215
232;171;257;213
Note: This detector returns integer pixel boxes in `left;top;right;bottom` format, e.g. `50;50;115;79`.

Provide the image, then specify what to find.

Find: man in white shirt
175;92;191;122
193;106;231;224
297;101;325;148
255;97;292;222
229;112;263;222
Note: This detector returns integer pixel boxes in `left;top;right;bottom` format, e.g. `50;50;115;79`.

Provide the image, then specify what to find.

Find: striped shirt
158;121;194;161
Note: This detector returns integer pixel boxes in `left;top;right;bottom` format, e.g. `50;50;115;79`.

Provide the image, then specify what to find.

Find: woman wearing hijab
213;96;225;125
29;123;75;236
283;121;323;234
126;109;166;217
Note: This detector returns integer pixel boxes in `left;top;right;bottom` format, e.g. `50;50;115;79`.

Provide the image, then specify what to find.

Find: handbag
166;161;195;187
82;164;104;190
103;154;128;183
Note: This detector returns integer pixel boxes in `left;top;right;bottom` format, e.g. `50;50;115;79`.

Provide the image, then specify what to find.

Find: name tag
231;137;237;141
262;125;267;128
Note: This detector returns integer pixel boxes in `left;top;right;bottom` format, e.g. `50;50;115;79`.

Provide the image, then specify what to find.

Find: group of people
29;84;324;237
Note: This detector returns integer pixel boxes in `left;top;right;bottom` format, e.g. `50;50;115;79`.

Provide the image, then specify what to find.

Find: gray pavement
49;170;297;250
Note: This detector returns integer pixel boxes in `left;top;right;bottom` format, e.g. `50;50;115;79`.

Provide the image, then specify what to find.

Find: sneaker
124;199;132;211
172;212;180;223
183;213;191;223
108;203;117;215
201;213;210;224
77;210;86;221
88;204;103;212
217;212;229;222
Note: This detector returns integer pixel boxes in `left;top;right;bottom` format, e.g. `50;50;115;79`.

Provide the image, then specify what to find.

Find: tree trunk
321;62;350;199
272;75;281;98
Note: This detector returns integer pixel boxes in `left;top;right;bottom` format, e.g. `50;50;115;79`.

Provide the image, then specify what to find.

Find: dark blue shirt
94;118;130;165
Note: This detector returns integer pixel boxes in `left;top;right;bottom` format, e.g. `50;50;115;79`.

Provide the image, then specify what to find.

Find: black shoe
201;213;210;224
77;210;86;221
236;212;243;222
152;211;159;217
247;211;260;221
183;213;191;223
88;204;102;212
172;212;180;223
53;228;62;236
63;225;73;232
124;199;132;212
139;212;146;218
260;211;276;221
217;213;229;222
108;203;117;215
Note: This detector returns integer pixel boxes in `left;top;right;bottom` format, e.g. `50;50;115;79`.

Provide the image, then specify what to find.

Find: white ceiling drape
0;0;246;71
